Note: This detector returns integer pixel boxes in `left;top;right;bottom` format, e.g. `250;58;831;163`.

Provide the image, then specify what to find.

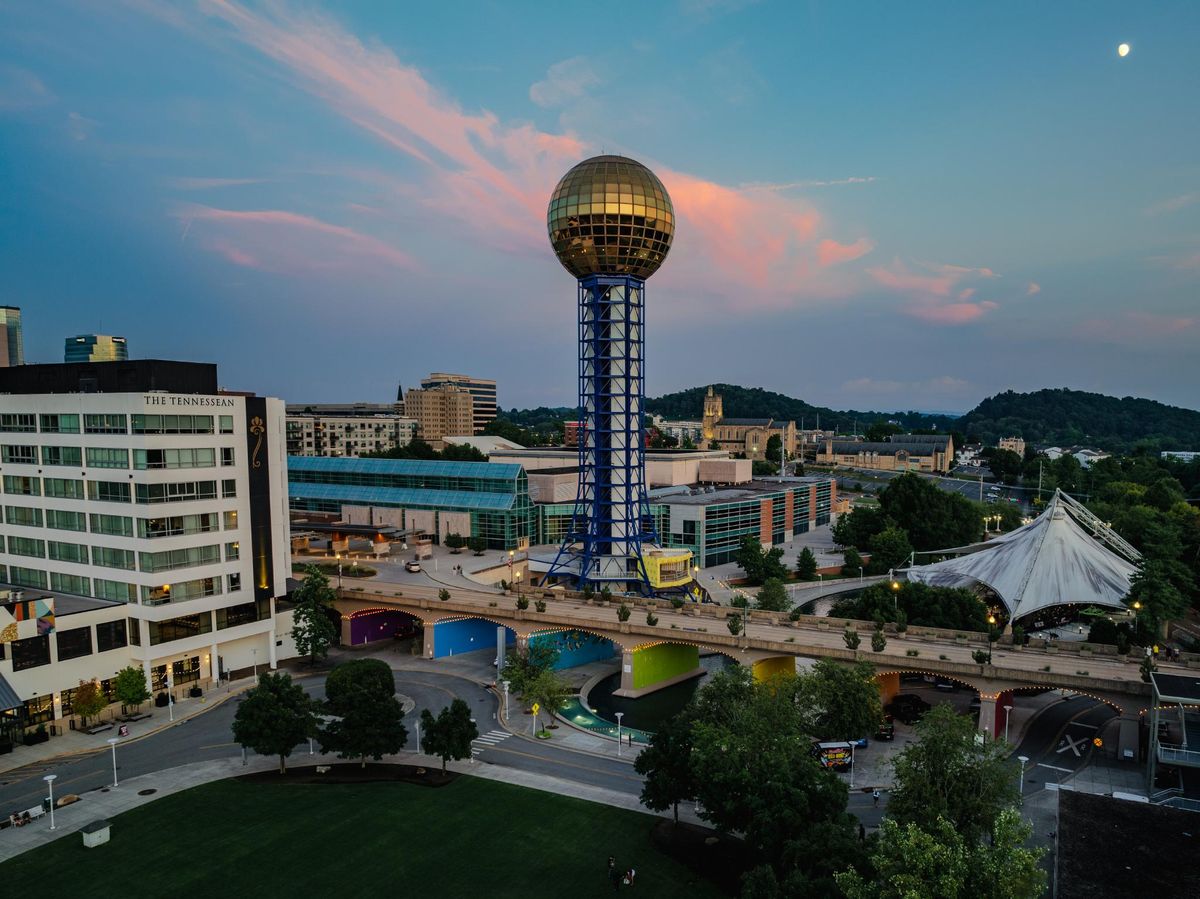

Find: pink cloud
817;237;873;267
867;258;1002;325
180;205;416;273
958;287;976;300
145;1;868;310
1026;282;1041;295
907;300;997;324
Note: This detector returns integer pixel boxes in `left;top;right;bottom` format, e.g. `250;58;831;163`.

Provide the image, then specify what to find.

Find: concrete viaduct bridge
335;580;1190;737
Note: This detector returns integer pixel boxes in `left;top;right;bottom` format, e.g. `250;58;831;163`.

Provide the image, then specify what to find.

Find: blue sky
1;1;1197;413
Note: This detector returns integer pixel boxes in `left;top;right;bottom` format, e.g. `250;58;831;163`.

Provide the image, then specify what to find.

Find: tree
524;667;570;735
634;713;695;824
887;704;1018;843
793;659;880;741
982;448;1023;485
865;421;903;443
443;532;466;554
420;698;478;772
499;641;559;695
836;808;1045;899
232;672;318;774
765;434;783;462
291;564;338;665
72;679;108;726
734;535;789;585
112;665;151;712
617;603;631;622
727;615;743;636
841;548;864;577
830;581;989;632
755;577;792;612
871;622;887;653
1124;558;1189;638
467;535;488;555
843;626;860;651
321;660;407;767
867;526;912;574
795;547;818;581
877;473;982;551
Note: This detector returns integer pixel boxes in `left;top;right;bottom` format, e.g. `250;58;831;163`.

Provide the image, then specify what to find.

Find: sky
1;1;1198;414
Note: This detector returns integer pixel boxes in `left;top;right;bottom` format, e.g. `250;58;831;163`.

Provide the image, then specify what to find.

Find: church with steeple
701;386;797;461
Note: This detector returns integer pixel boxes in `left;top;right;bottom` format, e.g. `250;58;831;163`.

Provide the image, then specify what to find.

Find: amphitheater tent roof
906;490;1138;621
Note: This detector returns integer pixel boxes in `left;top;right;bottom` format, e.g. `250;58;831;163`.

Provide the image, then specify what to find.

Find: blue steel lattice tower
545;156;674;591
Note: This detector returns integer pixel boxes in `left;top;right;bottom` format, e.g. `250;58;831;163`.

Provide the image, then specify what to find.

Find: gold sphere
547;155;674;280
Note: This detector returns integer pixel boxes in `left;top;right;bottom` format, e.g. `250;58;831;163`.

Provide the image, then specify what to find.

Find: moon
1118;43;1131;57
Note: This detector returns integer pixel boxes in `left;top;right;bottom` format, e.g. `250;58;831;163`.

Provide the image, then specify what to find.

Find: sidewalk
0;745;692;864
0;675;260;778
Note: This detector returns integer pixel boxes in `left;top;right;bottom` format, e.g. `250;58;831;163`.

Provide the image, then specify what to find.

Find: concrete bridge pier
615;643;705;698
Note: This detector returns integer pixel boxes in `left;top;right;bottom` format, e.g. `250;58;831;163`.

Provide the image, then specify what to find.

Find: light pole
858;566;863;584
414;718;421;755
507;550;514;587
1004;704;1013;743
1133;600;1141;636
335;553;343;593
1017;755;1029;800
308;736;314;755
615;711;624;758
252;648;258;680
107;737;119;787
44;774;56;830
167;662;174;722
514;570;522;600
849;742;855;790
501;680;510;720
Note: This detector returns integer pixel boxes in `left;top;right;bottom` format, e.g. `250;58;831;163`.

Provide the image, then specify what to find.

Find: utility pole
1038;460;1043;501
978;473;983;502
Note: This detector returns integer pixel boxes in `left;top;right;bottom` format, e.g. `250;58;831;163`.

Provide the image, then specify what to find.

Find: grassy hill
956;388;1200;452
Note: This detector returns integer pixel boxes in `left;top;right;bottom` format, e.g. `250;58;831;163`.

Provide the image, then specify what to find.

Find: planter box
24;731;50;745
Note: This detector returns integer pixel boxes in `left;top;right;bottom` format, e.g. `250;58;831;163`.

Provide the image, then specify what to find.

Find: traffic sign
531;703;540;715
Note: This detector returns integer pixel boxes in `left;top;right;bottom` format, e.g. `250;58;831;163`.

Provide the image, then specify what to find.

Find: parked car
884;693;932;724
876;720;896;741
405;560;422;573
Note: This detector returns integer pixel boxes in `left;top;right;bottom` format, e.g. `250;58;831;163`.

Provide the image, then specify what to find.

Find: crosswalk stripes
471;729;511;756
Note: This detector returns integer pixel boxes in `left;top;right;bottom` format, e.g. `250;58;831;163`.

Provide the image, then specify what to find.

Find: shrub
972;650;992;665
438;588;450;602
939;655;950;661
906;649;920;657
617;603;631;622
516;596;529;610
671;597;684;609
534;599;546;613
646;611;659;626
871;624;887;653
843;626;860;651
726;616;742;636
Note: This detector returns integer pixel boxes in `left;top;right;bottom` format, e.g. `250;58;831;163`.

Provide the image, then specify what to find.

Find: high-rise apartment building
419;372;496;434
0;360;293;742
65;334;129;363
0;307;23;367
404;385;475;449
285;406;417;457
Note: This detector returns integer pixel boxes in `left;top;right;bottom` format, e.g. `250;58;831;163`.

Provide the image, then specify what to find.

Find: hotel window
127;616;141;644
41;445;83;467
219;415;234;434
217;599;267;629
7;536;45;558
142;576;221;604
9;566;48;589
172;657;201;685
135;480;217;504
39;413;80;434
0;413;36;432
56;626;93;661
138;513;219;538
44;477;85;499
222;479;237;498
84;414;127;434
2;445;38;464
3;475;40;496
93;546;136;570
221;447;235;466
22;693;54;723
94;579;137;603
48;540;89;564
133;447;216;469
90;513;134;537
10;635;50;670
130;414;214;435
5;505;43;527
50;572;91;595
227;572;241;592
225;540;240;561
139;544;220;573
223;510;238;530
86;447;130;469
96;619;128;653
148;612;213;646
88;480;132;503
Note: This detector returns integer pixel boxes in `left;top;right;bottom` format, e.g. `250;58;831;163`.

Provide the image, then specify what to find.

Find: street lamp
858;566;863;584
252;648;258;680
615;712;624;758
849;741;856;790
43;774;56;830
107;737;119;787
167;662;174;722
1017;755;1029;799
1132;600;1141;635
501;680;510;719
514;570;522;600
1003;704;1013;743
335;553;343;592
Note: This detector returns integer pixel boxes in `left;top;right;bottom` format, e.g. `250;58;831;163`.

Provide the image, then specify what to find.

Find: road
0;669;642;816
831;468;1033;514
1012;695;1117;793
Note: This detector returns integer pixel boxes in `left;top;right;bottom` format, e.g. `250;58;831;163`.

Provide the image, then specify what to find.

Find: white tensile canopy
906;490;1139;621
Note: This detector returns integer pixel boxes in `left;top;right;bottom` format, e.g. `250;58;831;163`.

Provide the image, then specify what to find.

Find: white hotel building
0;361;293;742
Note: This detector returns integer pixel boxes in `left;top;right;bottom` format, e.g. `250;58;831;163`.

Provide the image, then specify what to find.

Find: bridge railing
1157;743;1200;767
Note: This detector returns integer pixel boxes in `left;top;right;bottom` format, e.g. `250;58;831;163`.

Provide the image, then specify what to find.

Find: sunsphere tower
544;155;675;591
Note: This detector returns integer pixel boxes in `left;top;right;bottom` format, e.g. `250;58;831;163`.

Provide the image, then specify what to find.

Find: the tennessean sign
142;394;237;408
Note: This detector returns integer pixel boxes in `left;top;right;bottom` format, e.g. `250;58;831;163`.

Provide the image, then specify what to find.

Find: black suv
884;693;932;724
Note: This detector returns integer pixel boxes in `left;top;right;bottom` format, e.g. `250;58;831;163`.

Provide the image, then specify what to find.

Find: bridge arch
528;626;623;669
628;638;741;665
342;606;423;646
427;614;517;659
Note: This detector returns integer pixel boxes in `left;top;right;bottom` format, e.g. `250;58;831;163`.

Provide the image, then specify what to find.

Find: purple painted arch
348;608;423;646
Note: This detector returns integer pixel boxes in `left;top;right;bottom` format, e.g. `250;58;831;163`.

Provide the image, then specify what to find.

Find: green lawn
1;777;726;898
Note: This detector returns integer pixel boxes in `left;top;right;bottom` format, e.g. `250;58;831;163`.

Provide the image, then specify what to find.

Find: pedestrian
872;788;880;807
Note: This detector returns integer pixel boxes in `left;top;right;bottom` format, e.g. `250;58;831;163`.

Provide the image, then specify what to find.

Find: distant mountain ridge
503;385;1200;453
